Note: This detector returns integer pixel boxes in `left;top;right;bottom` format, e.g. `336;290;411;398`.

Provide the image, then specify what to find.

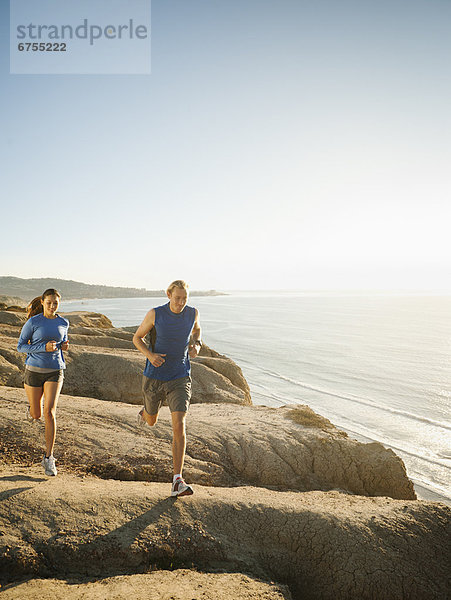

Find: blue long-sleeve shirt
17;313;69;370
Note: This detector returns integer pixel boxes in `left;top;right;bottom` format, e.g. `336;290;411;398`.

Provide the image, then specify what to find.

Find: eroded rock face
0;572;293;600
0;467;448;600
0;311;27;327
195;355;251;402
0;295;27;308
0;348;24;387
0;309;251;406
0;387;415;500
61;347;250;405
61;311;114;329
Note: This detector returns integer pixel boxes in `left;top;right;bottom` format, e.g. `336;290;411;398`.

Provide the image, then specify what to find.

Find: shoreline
317;422;450;506
3;298;449;506
57;297;451;508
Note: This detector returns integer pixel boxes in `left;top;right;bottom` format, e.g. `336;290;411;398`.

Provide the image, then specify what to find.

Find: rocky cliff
0;386;415;500
0;306;449;599
0;460;448;600
0;309;251;406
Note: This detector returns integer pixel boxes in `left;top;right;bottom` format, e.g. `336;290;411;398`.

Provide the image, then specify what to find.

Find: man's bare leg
170;411;193;496
171;411;187;476
142;408;158;426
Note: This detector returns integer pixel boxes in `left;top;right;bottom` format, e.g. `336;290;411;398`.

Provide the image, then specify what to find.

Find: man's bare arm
188;310;202;358
132;309;166;367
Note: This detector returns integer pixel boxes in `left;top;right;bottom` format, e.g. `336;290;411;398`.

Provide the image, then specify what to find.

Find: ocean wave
251;389;294;406
410;477;451;503
250;384;451;469
246;365;451;432
339;424;451;471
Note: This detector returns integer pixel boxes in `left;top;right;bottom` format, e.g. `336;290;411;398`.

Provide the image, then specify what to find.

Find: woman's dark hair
27;288;61;319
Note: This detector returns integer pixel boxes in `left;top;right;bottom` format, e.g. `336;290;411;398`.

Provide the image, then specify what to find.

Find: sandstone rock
195;355;251;403
64;348;144;403
67;333;134;349
4;306;27;313
0;295;27;308
0;571;292;600
59;319;135;349
0;324;21;342
0;311;250;406
0;349;24;387
68;325;133;340
0;311;26;326
0;307;447;600
0;387;415;499
60;311;113;329
191;361;251;406
0;355;23;387
58;348;248;405
0;465;448;599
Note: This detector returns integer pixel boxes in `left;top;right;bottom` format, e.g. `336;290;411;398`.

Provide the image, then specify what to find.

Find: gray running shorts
24;369;64;387
142;375;191;415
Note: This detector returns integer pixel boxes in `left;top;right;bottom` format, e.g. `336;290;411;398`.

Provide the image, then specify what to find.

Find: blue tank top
143;303;196;381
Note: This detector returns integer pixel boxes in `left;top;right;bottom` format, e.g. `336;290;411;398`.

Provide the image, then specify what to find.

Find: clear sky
1;0;450;291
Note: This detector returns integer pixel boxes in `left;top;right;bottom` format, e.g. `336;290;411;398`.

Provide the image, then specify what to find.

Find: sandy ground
1;462;449;600
0;386;416;499
0;571;292;600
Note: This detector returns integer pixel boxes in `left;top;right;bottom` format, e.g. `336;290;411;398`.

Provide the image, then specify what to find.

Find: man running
133;280;202;497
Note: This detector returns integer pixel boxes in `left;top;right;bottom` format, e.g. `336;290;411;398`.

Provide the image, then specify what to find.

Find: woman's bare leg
42;380;63;457
24;384;44;420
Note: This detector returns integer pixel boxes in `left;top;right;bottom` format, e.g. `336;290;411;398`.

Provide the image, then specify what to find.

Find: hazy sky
1;0;450;291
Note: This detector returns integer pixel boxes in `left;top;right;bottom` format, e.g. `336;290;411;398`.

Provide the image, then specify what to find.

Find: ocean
61;292;451;505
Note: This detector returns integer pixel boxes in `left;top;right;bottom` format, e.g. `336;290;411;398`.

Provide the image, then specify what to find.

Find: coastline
1;382;449;598
0;302;449;598
1;294;449;506
59;294;451;507
0;276;227;302
338;428;450;505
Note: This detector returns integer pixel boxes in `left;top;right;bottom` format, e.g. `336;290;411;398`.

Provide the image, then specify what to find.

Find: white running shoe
137;408;146;428
26;407;39;424
171;477;194;497
42;455;57;476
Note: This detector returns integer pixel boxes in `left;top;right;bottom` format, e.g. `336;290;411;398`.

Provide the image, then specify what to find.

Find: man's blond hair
166;280;189;295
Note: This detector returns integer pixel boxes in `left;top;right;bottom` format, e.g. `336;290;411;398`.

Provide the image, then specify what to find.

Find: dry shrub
287;405;347;437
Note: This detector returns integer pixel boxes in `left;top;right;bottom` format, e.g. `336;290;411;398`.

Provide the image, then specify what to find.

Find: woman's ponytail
27;297;44;319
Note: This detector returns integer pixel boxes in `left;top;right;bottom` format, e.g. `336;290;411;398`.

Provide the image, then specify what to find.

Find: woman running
17;288;69;476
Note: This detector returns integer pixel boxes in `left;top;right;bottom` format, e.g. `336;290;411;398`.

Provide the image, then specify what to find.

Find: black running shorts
24;369;64;387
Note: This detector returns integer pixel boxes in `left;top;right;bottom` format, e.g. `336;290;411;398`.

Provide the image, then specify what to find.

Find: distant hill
0;277;224;302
